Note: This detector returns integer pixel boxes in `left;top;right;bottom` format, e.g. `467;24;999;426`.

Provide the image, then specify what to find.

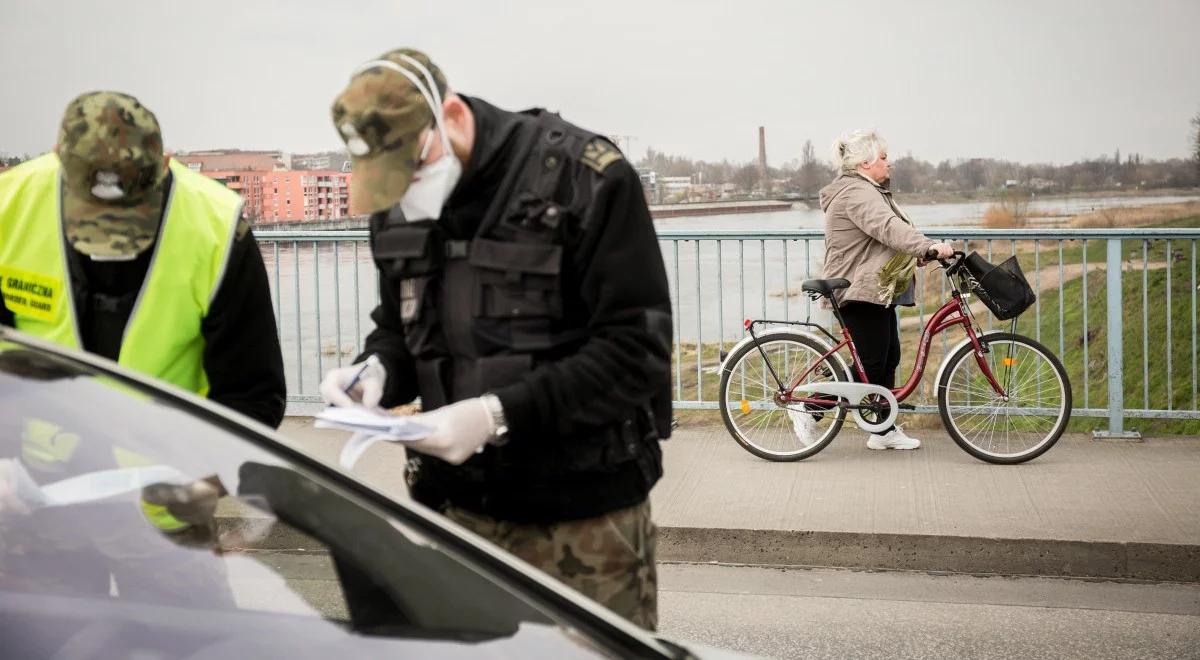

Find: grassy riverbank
893;187;1200;206
904;212;1199;434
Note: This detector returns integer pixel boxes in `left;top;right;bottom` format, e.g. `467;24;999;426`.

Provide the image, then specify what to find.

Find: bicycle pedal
898;403;916;411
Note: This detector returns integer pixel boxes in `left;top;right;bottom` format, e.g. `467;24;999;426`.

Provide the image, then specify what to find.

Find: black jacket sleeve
0;297;12;327
358;276;421;408
493;160;674;437
200;226;287;428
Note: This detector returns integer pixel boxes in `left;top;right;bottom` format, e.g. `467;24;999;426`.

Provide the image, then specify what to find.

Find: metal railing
256;228;1200;432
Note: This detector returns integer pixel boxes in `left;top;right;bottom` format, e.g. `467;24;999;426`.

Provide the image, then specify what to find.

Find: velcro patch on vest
580;138;623;174
0;265;63;322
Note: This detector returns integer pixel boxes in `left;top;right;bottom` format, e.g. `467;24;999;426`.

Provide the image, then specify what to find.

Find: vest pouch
469;238;563;320
372;223;443;280
397;277;431;325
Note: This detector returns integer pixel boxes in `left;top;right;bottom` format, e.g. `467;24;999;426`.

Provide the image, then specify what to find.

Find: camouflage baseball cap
331;49;447;215
57;91;166;259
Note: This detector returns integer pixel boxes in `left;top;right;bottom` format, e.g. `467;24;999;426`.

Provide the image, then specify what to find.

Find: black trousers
838;301;901;435
838;301;901;390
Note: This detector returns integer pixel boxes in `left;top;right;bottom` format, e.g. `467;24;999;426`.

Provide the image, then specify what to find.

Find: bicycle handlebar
924;249;966;263
923;250;968;276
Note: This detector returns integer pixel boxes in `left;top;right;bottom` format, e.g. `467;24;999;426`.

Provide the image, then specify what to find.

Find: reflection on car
0;329;745;659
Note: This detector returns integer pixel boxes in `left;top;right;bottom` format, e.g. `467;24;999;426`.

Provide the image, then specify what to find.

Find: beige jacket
819;173;935;307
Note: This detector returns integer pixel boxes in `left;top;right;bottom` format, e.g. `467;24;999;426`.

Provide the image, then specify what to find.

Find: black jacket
360;96;673;522
0;174;286;428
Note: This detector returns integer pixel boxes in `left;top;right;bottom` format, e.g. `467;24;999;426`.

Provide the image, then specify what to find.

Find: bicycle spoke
939;337;1069;462
721;336;846;459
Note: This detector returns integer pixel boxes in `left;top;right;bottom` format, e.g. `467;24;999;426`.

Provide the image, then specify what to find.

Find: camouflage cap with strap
331;48;448;215
56;91;167;259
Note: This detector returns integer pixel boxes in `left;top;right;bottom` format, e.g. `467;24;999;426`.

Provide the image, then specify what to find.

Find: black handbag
962;252;1037;320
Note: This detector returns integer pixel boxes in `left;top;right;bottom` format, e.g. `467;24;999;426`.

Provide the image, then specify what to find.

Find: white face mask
399;125;462;221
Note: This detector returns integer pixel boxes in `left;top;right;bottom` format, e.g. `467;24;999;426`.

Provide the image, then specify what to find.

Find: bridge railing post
1094;238;1141;440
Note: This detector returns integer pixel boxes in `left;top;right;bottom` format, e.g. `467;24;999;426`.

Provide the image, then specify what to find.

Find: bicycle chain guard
790;382;899;434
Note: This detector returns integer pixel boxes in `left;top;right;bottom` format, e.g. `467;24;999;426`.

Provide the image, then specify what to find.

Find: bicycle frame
751;290;1008;408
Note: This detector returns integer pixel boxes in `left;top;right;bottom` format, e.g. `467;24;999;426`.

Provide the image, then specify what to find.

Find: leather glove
406;397;497;465
319;355;387;408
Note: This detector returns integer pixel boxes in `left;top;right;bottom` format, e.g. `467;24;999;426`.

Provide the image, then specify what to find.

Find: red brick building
205;169;351;223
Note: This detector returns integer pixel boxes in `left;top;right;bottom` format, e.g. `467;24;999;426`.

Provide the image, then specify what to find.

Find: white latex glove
319;355;387;408
406;397;496;465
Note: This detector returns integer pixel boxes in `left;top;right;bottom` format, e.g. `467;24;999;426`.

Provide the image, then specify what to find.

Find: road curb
217;510;1199;583
657;527;1200;582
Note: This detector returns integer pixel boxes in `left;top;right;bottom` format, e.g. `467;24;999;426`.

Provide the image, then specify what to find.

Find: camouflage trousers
443;500;658;631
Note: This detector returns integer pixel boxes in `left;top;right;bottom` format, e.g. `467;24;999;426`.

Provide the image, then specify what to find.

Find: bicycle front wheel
718;331;849;461
937;332;1071;464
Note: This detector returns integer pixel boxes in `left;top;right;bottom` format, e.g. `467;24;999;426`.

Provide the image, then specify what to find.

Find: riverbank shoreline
650;200;793;218
893;186;1200;206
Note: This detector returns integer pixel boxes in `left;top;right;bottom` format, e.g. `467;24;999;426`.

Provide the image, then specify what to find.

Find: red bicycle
718;251;1071;464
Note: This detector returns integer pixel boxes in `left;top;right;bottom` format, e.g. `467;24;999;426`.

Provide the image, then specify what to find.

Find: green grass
670;342;726;426
1008;257;1200;435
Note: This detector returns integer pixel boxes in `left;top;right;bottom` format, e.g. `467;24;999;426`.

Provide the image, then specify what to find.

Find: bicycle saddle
800;278;851;296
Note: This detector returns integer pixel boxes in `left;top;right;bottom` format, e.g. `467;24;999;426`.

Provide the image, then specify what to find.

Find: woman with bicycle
817;129;954;450
718;129;1070;463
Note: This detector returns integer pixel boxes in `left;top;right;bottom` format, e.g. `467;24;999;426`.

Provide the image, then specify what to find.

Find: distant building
636;168;659;204
659;176;692;194
175;150;288;172
292;151;352;172
205;169;351;223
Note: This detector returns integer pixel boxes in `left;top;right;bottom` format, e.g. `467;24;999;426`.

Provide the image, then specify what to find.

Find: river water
260;193;1200;395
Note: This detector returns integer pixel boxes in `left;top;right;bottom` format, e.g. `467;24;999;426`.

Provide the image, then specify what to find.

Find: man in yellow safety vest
0;91;285;427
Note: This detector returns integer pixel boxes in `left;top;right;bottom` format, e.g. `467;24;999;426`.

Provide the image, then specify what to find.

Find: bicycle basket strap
962;251;1037;320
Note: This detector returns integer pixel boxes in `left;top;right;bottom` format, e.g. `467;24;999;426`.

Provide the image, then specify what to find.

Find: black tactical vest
369;110;664;517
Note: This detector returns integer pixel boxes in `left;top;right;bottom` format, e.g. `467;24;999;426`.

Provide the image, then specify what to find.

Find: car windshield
0;341;617;659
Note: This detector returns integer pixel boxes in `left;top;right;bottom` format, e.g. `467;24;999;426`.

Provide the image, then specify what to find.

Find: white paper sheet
314;407;435;470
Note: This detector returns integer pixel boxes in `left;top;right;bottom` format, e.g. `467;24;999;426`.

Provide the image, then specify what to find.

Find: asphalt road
657;563;1200;659
229;550;1199;659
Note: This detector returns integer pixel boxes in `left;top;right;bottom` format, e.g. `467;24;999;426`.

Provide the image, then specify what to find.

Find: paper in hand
314;406;435;470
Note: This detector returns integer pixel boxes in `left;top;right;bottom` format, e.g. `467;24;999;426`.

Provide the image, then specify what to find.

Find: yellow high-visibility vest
0;154;242;395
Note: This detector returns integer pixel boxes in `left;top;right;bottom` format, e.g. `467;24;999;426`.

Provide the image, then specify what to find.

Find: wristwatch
481;393;509;445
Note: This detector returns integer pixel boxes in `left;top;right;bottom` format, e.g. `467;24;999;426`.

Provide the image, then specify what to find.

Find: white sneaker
786;406;819;446
866;426;921;450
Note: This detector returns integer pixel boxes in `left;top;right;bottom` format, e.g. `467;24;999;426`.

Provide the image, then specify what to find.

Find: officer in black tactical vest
318;49;673;630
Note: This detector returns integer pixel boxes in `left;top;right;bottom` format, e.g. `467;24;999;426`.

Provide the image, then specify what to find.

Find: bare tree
733;163;760;193
1192;108;1200;181
796;139;829;196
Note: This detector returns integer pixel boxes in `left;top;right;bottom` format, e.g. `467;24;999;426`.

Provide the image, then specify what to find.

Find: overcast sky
2;0;1198;166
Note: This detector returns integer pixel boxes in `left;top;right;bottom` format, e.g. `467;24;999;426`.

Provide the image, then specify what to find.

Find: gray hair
832;129;888;173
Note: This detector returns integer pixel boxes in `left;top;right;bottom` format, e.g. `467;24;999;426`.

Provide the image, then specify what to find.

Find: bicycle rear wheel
718;331;848;461
937;332;1071;464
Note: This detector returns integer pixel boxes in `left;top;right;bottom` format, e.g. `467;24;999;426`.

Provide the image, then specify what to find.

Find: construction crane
609;134;638;158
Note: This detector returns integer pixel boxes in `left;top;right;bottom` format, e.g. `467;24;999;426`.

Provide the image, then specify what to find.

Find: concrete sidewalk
278;418;1200;582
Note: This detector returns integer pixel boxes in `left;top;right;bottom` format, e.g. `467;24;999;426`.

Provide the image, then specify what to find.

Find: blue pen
342;355;378;395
